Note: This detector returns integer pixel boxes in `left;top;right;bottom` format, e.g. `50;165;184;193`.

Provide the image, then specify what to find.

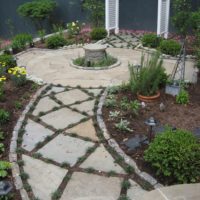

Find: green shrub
129;52;166;96
159;39;181;56
90;27;107;40
142;33;162;48
0;54;16;69
0;109;10;124
17;0;57;30
38;29;46;43
46;35;66;49
11;33;33;51
144;129;200;183
176;89;189;104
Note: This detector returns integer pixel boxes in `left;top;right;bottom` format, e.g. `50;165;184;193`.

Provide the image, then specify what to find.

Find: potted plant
129;52;167;102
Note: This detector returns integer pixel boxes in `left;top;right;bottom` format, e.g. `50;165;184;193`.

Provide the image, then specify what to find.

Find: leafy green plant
144;128;200;183
51;189;62;200
129;52;166;96
0;143;5;154
129;100;140;115
120;97;129;110
0;109;10;124
121;180;131;190
46;34;66;49
115;119;132;132
82;0;105;27
90;27;107;40
176;89;189;104
109;111;120;120
14;101;23;109
0;76;6;101
0;54;16;69
0;131;4;140
142;33;162;48
105;95;116;108
38;29;46;43
11;33;33;51
107;86;120;95
17;0;57;30
0;161;12;178
159;39;181;56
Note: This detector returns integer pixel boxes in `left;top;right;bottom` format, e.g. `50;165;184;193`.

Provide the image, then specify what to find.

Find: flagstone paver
37;134;95;166
55;89;89;105
70;99;95;116
22;119;54;151
65;119;99;141
80;144;126;174
23;155;67;200
46;86;66;95
32;96;59;116
40;107;86;129
60;172;122;200
86;88;102;97
127;179;147;200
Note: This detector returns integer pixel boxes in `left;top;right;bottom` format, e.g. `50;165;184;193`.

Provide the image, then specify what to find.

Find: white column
105;0;110;36
115;0;119;34
164;0;170;39
157;0;162;36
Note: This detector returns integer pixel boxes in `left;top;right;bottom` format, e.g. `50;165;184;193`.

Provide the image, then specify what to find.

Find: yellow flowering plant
8;66;27;86
67;20;83;36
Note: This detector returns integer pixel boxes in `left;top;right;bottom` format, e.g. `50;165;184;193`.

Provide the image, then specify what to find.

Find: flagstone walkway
19;85;148;200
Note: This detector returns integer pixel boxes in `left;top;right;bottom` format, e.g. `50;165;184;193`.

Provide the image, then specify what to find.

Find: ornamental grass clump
129;52;167;96
144;128;200;183
8;66;27;86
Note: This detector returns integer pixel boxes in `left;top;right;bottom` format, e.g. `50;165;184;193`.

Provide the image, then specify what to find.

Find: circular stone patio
16;48;197;88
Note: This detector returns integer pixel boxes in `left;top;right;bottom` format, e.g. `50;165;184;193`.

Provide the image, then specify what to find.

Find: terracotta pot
137;91;160;102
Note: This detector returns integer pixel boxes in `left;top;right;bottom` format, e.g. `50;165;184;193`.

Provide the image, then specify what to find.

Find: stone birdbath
70;43;120;70
83;44;107;64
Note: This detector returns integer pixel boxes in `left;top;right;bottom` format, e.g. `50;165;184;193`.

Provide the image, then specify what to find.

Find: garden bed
102;81;200;185
0;80;39;199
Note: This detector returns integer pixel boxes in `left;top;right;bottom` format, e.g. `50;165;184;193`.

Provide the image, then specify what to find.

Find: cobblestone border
69;59;121;70
96;89;163;189
9;84;49;200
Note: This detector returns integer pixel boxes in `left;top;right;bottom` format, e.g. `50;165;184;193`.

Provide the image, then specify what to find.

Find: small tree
172;0;192;38
82;0;105;27
17;0;57;30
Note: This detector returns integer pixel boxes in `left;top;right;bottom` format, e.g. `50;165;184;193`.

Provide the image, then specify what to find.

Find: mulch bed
102;80;200;185
0;80;39;200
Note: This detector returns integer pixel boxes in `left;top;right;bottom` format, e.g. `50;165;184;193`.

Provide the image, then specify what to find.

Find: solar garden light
0;181;13;196
145;117;157;142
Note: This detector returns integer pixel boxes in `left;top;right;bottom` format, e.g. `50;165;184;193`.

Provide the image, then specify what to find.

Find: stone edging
9;85;49;200
96;89;163;189
69;59;121;70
